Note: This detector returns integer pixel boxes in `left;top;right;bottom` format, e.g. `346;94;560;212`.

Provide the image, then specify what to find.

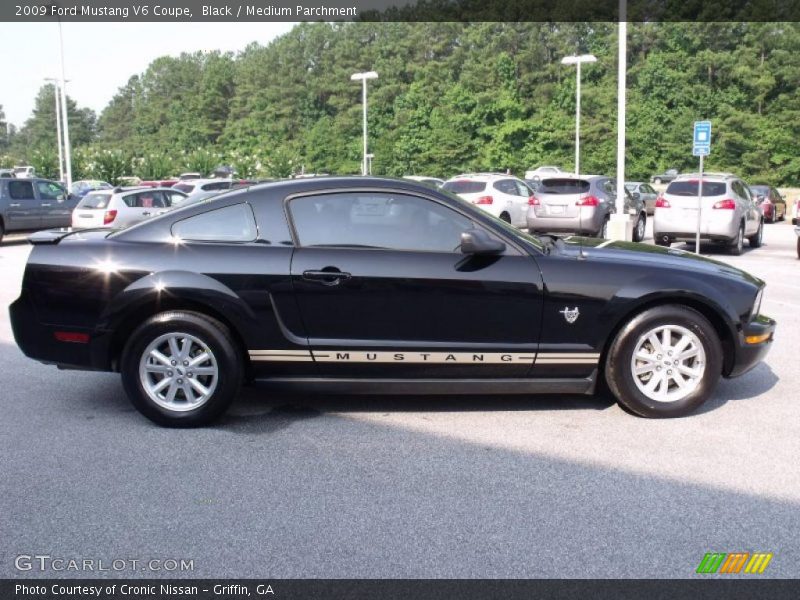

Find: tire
729;223;744;256
596;217;609;239
633;213;646;242
120;311;243;427
499;212;511;223
605;305;722;418
654;235;670;247
748;220;763;248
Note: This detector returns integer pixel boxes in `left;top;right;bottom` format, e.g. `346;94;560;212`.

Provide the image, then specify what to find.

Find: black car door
286;189;544;378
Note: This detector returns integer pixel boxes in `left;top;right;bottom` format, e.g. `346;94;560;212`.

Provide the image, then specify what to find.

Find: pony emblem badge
560;306;580;324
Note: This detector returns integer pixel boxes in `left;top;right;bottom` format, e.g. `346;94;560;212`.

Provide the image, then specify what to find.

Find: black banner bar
2;579;800;600
3;0;800;23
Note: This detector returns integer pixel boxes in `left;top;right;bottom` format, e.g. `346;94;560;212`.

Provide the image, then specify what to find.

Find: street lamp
52;6;73;189
350;71;378;176
44;77;65;184
560;54;597;176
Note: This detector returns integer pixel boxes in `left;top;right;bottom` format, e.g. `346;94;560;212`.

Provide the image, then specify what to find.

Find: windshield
666;181;726;197
77;192;111;209
442;180;487;194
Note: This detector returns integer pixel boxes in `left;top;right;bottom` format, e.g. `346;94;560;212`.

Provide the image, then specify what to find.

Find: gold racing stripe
247;350;599;365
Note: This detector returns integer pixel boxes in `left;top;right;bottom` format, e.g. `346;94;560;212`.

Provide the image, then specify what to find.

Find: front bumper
727;314;776;378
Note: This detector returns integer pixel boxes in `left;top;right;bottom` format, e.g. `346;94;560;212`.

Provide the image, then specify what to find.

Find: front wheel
748;220;763;248
633;213;646;242
605;305;722;418
121;311;243;427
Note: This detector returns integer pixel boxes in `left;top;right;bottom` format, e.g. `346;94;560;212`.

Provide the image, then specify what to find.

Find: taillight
576;195;599;207
103;210;117;224
655;195;671;208
475;196;493;205
54;331;90;344
712;199;736;210
528;195;540;206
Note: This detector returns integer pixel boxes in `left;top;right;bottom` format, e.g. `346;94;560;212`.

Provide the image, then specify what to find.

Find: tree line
2;22;799;185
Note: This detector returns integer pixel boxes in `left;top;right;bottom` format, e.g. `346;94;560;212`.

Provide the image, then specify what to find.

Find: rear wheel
729;223;744;255
596;217;609;239
748;220;763;248
0;220;4;243
499;212;511;223
121;311;243;427
633;213;646;242
605;305;722;418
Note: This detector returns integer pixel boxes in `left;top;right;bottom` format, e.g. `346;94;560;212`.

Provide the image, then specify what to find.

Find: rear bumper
9;292;111;371
654;210;739;241
727;314;776;378
527;208;604;235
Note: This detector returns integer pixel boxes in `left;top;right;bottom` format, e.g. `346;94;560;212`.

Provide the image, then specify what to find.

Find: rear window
173;183;195;193
77;192;111;209
666;181;726;197
442;180;487;194
538;178;590;194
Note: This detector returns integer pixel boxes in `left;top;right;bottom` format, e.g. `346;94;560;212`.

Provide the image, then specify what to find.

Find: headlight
753;287;764;316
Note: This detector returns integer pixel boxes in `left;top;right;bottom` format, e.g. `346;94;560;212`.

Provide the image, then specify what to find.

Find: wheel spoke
179;337;191;360
145;364;170;374
677;363;702;378
677;347;699;361
672;335;692;356
168;336;181;359
188;378;209;397
634;363;655;376
165;381;179;403
192;366;216;375
671;369;688;389
150;349;172;367
151;377;172;394
188;352;210;367
647;333;664;354
182;382;196;404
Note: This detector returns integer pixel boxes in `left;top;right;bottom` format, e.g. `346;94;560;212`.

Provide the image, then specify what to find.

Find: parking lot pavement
1;224;798;579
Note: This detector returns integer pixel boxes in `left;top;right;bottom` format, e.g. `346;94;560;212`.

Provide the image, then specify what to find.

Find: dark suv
0;178;79;242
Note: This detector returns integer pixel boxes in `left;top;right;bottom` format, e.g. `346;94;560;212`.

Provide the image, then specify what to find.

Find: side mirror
461;228;506;255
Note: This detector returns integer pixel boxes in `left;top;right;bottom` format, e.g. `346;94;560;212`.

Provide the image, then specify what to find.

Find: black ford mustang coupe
10;177;775;426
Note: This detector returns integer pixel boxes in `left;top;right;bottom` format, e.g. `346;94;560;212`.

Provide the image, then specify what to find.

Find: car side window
8;180;35;200
514;180;532;196
169;192;186;206
171;203;257;242
289;192;473;253
492;180;512;195
36;181;66;201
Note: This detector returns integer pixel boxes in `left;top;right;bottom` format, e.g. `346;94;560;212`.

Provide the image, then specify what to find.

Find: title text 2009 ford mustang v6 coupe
9;177;775;426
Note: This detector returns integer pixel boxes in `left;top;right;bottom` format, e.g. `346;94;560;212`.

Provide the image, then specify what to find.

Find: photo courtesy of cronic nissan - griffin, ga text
9;178;775;427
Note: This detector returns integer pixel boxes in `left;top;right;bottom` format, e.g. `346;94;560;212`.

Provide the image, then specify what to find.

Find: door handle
142;211;151;216
41;203;52;207
302;269;351;286
9;203;20;207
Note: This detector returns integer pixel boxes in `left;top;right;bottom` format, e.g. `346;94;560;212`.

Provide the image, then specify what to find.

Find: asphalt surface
1;223;798;579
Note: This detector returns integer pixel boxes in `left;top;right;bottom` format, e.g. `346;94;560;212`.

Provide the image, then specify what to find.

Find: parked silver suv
653;173;763;255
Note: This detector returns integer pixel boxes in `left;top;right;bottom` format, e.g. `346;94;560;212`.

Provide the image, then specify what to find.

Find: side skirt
254;374;597;396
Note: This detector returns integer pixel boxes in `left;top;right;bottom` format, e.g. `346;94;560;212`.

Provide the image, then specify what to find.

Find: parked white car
71;187;187;229
524;166;564;180
172;178;238;205
403;175;445;188
13;165;36;178
653;173;763;255
442;173;534;227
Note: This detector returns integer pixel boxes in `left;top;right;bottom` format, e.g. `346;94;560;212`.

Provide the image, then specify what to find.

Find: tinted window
201;181;231;191
289;192;472;253
665;181;726;197
77;192;111;209
124;191;168;208
36;181;66;200
493;180;517;195
538;178;590;194
515;181;532;196
442;180;487;194
173;183;195;193
8;180;34;200
171;203;257;242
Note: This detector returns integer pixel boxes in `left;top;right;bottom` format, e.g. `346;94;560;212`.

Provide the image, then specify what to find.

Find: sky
0;22;298;128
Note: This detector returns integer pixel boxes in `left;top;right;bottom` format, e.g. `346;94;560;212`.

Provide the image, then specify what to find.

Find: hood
557;236;764;287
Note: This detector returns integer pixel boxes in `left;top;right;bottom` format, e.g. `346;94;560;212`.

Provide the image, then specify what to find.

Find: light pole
44;78;65;184
350;71;378;176
56;16;73;189
561;54;597;176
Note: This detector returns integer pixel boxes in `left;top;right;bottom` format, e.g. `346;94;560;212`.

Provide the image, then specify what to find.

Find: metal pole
362;78;368;176
57;19;72;190
696;155;704;254
52;82;65;183
615;6;627;220
575;61;581;175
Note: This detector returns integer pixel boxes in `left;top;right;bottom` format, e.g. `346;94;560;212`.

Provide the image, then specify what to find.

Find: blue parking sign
693;121;711;156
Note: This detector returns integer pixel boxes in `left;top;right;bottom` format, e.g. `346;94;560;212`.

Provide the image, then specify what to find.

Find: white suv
653;173;763;255
71;187;187;229
442;173;534;228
